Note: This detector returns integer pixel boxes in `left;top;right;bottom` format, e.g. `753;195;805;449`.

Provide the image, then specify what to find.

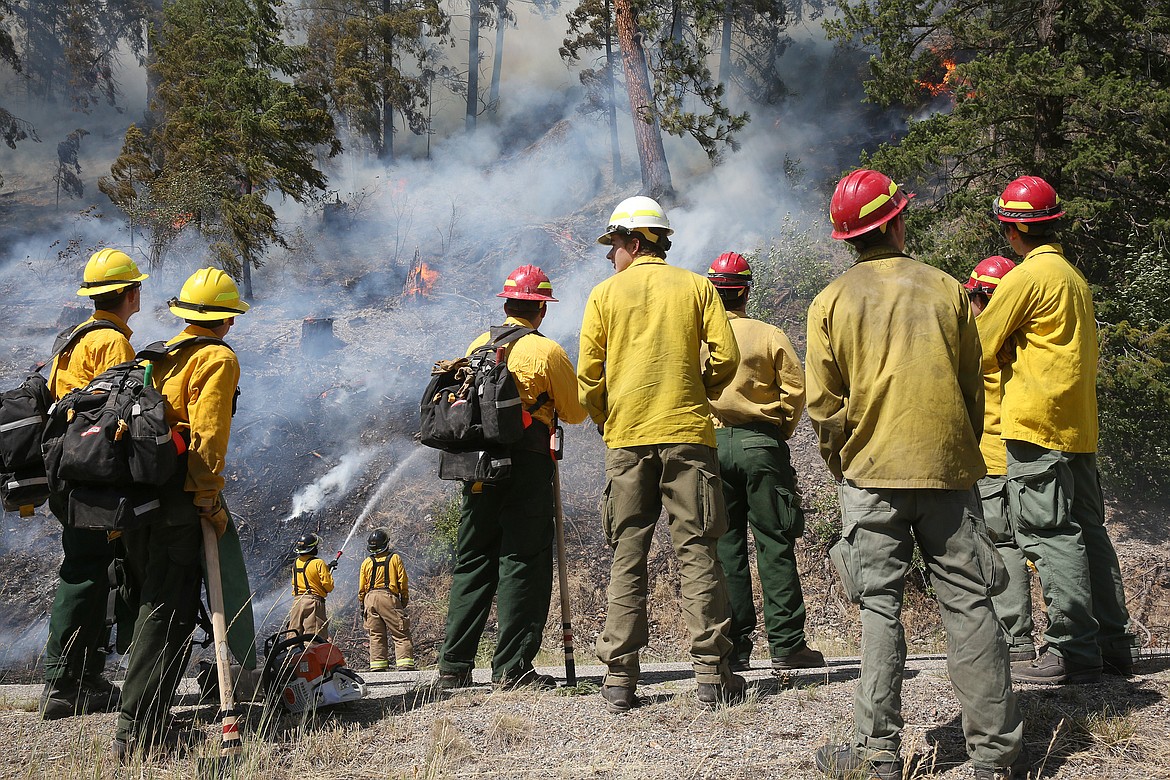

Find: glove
198;499;229;539
327;559;338;571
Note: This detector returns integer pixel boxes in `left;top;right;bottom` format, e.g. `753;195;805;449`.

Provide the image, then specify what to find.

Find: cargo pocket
1009;457;1071;532
828;526;861;604
774;485;805;537
697;467;725;537
970;512;1009;597
600;480;616;547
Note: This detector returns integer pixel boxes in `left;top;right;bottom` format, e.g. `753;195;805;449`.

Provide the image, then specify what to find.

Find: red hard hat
498;265;557;301
964;255;1017;293
992;176;1065;224
707;252;752;289
830;169;912;240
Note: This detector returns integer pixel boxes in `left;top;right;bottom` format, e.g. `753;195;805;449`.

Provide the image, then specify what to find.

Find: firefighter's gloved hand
199;501;230;539
327;559;338;571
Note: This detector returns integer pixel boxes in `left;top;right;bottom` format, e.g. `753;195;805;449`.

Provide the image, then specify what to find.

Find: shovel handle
553;463;576;685
202;517;243;757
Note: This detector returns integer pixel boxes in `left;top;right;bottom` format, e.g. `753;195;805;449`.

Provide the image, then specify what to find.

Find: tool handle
202;517;243;757
553;463;576;685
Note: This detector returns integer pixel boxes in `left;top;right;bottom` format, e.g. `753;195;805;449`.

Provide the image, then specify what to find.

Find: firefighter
705;252;823;674
978;176;1137;685
359;529;416;672
807;170;1023;780
965;255;1037;663
40;248;146;720
578;196;744;714
112;267;249;760
288;532;335;643
436;265;588;691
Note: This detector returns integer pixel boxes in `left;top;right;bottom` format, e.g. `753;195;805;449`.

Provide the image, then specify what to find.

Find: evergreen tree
132;0;340;298
0;1;38;189
297;0;449;161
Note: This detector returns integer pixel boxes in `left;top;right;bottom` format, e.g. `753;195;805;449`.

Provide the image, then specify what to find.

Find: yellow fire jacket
292;555;334;598
154;325;241;508
467;316;588;430
578;255;740;448
49;312;135;400
358;552;408;604
976;243;1098;453
979;367;1007;476
709;312;804;439
805;248;985;489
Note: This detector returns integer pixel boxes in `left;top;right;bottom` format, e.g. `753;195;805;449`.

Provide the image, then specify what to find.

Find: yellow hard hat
168;267;250;321
76;248;149;297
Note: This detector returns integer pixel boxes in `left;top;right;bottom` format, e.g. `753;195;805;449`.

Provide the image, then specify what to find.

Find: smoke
285;448;378;523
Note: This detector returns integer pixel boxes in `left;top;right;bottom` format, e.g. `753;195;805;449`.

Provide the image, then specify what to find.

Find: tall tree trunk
466;0;480;131
488;0;506;110
613;0;673;197
240;182;255;301
1034;0;1065;186
380;0;395;161
605;0;621;181
718;0;732;89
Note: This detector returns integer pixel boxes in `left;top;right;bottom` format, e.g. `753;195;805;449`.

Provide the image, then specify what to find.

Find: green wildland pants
43;526;120;684
975;474;1035;655
1005;441;1136;665
715;424;809;660
830;482;1022;767
596;443;733;687
439;448;555;682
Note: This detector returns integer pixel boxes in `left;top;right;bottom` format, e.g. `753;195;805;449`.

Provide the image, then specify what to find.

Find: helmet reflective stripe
598;195;673;244
857;181;899;219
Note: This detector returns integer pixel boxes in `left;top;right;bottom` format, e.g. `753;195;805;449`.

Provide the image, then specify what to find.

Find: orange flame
403;261;438;297
172;212;193;230
917;47;962;97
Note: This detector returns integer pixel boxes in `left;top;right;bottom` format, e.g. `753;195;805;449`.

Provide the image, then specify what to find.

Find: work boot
111;724;204;764
696;673;746;709
367;660;390;672
728;656;752;673
814;743;903;780
40;679;83;720
1008;644;1037;663
772;642;826;671
1011;650;1101;685
600;684;639;714
395;661;418;672
973;753;1030;780
80;675;122;713
434;669;475;690
495;669;557;691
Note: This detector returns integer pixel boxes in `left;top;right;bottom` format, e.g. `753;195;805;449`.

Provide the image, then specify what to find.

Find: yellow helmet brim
76;271;149;297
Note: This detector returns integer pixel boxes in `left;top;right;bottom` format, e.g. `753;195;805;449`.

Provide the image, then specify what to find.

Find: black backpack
41;336;229;531
419;325;547;453
0;320;120;515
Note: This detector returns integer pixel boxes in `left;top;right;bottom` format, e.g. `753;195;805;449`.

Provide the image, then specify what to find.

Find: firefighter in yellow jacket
41;248;145;720
113;267;248;759
359;529;415;671
288;532;335;642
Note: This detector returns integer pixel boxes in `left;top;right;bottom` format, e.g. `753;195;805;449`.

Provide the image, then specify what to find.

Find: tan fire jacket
358;552;408;605
805;247;985;489
975;243;1098;453
154;325;241;508
466;316;588;430
49;311;134;400
708;312;804;438
578;254;740;448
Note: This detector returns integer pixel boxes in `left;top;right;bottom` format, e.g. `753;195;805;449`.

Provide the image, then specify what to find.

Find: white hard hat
597;196;673;245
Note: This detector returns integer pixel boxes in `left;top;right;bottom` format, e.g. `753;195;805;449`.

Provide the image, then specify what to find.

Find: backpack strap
483;325;551;414
135;336;232;362
35;319;122;373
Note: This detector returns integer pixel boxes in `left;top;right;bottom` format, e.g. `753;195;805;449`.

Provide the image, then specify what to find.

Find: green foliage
1098;322;1170;495
425;492;462;564
295;0;450;159
743;214;843;323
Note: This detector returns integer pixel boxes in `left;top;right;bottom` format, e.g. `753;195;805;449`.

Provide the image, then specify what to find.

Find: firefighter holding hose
287;532;335;643
359;529;416;672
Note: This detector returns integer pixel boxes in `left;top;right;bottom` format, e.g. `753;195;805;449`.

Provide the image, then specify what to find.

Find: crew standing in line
359;528;416;672
578;196;744;714
978;176;1137;684
113;267;249;759
965;254;1037;662
807;170;1023;780
704;252;824;673
41;248;146;719
288;532;336;643
436;265;588;691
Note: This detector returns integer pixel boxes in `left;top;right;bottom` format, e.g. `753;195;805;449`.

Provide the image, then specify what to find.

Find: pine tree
137;0;340;298
297;0;449;161
0;1;38;189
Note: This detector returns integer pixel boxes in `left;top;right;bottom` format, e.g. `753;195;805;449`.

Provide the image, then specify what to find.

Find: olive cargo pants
715;425;809;660
830;482;1022;767
1005;441;1136;664
975;474;1035;655
43;526;119;684
438;448;554;682
596;443;734;687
